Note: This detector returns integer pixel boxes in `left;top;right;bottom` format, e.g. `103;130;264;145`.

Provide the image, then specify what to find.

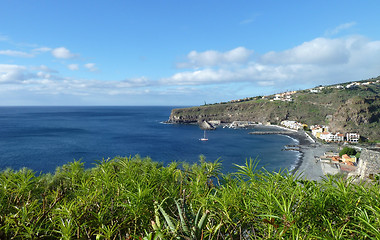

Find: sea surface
0;106;299;173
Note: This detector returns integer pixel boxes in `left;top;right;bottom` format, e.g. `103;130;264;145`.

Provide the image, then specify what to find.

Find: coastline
256;125;329;181
171;121;333;181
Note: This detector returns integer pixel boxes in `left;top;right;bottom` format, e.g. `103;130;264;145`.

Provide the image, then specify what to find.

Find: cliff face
170;101;292;124
169;78;380;141
329;96;380;140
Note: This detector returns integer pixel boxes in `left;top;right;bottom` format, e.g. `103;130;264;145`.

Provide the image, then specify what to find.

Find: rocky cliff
169;77;380;141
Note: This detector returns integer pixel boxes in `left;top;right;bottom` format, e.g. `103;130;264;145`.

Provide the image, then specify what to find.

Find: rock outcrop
357;149;380;180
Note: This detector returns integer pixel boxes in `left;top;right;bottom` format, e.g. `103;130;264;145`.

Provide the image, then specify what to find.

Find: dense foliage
0;156;379;239
339;147;357;157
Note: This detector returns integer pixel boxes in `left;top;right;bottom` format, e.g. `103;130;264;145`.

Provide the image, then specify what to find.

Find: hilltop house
309;86;325;93
272;91;296;102
346;82;362;88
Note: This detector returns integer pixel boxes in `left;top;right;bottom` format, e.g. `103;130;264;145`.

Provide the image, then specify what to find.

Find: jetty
199;120;216;130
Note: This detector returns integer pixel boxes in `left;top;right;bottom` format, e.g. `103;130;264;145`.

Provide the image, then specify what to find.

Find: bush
1;157;380;239
339;147;357;157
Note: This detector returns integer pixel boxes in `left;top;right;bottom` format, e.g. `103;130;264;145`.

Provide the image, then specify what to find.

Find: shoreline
252;125;329;181
172;122;333;181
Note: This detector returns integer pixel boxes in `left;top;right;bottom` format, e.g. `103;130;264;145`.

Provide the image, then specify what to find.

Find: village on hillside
263;79;379;177
227;78;380;103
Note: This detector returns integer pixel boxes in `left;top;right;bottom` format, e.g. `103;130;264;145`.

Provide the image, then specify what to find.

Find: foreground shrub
0;156;379;239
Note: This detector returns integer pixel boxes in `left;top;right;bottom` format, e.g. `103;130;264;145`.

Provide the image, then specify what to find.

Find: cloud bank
1;34;380;105
177;47;253;68
0;50;34;58
165;35;380;87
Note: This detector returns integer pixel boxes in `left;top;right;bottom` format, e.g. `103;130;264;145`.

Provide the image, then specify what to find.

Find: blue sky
1;1;380;106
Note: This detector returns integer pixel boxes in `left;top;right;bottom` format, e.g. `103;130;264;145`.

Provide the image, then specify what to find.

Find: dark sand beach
258;125;336;181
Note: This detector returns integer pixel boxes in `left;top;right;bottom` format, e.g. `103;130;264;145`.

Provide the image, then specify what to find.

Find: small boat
200;130;208;141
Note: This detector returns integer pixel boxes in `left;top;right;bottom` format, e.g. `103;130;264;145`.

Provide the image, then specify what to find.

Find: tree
339;147;357;157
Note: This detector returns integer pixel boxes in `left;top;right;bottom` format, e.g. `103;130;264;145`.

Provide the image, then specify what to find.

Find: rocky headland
169;77;380;141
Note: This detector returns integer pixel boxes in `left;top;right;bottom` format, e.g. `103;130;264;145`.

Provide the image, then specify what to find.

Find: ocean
0;106;299;173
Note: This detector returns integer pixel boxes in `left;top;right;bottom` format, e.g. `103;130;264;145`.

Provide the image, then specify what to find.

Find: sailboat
200;130;208;141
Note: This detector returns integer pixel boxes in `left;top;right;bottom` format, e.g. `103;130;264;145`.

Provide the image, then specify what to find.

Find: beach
259;125;337;181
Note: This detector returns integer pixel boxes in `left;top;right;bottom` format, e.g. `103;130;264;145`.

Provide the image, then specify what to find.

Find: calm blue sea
0;106;299;173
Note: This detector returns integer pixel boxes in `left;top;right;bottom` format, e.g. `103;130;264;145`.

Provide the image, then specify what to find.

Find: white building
346;133;360;143
346;82;362;89
273;94;282;101
334;133;345;142
310;89;320;93
281;120;303;130
319;132;344;142
311;127;323;137
310;125;329;138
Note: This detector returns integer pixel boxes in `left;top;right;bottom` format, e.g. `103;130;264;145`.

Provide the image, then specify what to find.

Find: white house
346;133;360;143
311;126;323;138
319;132;344;142
273;94;282;101
281;120;303;130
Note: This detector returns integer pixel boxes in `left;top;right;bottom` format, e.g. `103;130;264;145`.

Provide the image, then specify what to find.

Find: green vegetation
339;147;358;157
1;156;380;239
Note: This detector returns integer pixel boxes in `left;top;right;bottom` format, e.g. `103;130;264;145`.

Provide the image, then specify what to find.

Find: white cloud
0;64;29;83
260;38;350;65
68;64;79;71
51;47;77;59
1;35;380;105
325;22;356;36
164;35;380;88
84;63;98;72
239;13;260;25
0;50;34;58
161;63;299;86
163;68;243;85
118;77;151;88
240;18;254;25
177;47;253;68
32;65;58;73
33;47;52;53
36;72;52;80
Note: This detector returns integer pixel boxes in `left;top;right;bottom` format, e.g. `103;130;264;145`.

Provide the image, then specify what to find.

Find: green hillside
169;76;380;141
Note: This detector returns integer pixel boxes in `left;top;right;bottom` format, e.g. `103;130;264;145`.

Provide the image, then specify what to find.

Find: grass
0;156;379;239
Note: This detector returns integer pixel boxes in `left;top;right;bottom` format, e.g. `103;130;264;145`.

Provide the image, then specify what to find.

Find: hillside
169;76;380;141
